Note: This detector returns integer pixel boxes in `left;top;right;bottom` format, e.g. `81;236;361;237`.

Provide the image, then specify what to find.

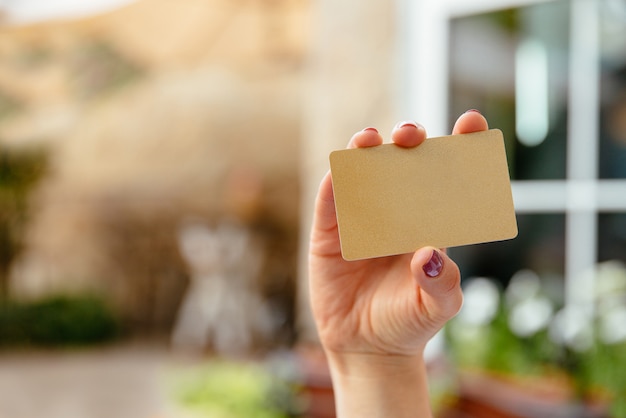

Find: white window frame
399;0;626;316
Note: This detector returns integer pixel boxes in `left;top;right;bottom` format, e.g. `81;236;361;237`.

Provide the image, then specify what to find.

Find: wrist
325;350;432;418
325;349;425;377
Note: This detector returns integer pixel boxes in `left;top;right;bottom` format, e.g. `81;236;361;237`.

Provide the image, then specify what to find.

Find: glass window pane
450;214;565;297
598;213;626;263
599;2;626;179
449;1;570;180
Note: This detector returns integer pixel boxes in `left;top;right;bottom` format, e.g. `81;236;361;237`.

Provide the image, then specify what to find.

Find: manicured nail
422;250;443;278
395;120;419;129
465;109;481;114
362;127;378;133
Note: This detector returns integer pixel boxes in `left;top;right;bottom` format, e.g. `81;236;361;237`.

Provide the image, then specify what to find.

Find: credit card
329;129;518;260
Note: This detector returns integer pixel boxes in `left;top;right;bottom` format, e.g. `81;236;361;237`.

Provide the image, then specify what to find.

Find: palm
309;216;435;356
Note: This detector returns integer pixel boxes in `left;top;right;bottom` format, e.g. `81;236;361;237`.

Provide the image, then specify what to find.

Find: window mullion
565;0;600;315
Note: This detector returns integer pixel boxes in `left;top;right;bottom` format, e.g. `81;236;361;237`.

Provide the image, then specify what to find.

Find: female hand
308;110;489;417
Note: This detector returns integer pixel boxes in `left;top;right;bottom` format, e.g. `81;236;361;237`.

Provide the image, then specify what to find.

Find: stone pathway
0;344;186;418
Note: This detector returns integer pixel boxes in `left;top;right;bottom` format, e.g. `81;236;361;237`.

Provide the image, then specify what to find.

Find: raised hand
308;110;489;418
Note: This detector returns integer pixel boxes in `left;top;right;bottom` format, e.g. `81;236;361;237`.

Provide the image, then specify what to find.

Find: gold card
329;129;518;261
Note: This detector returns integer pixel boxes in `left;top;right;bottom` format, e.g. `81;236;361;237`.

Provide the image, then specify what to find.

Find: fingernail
422;250;443;278
465;109;481;114
395;120;419;129
362;127;378;133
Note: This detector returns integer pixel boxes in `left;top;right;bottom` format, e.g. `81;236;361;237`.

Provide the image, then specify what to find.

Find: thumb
410;247;463;325
309;171;342;257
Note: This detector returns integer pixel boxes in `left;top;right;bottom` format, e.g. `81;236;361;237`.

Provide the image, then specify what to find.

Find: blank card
330;129;518;261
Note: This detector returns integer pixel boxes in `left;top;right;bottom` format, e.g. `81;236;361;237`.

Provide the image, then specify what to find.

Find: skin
308;110;489;417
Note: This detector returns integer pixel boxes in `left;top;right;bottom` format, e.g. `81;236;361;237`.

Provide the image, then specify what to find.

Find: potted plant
445;263;626;417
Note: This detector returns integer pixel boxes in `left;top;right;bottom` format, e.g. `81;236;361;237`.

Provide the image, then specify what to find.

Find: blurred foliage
0;91;22;121
96;207;298;345
0;294;119;347
70;38;144;99
170;360;302;418
96;208;189;336
578;336;626;416
446;273;626;416
13;45;53;70
0;145;48;299
450;303;561;378
487;8;520;33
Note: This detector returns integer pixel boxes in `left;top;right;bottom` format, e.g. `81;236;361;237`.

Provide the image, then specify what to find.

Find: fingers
311;171;337;234
351;110;487;152
452;109;489;134
410;247;463;324
349;121;427;150
347;127;384;149
391;121;427;147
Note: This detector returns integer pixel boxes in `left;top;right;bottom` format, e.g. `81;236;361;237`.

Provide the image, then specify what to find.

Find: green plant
170;360;300;418
0;145;47;301
446;267;626;414
0;294;119;347
577;330;626;416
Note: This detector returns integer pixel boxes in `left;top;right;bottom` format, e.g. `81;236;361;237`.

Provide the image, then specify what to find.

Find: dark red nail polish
395;120;419;129
422;250;443;278
465;109;481;114
362;127;378;133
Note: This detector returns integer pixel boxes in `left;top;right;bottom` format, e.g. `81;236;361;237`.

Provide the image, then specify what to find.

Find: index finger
452;109;489;134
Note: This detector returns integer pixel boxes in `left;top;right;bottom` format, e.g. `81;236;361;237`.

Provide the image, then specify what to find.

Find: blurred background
0;0;625;417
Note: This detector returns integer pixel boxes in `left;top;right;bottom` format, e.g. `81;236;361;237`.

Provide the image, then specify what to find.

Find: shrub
0;294;119;347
